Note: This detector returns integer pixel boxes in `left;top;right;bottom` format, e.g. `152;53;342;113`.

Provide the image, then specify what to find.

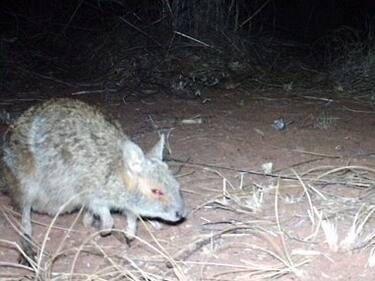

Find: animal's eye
151;188;164;196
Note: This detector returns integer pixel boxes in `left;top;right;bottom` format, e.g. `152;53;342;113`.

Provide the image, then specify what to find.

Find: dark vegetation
1;0;375;101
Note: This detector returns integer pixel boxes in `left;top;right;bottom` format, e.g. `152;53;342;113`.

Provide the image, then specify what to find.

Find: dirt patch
1;89;375;280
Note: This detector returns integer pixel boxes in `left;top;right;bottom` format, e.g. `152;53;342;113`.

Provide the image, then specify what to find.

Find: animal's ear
147;134;165;161
122;140;145;174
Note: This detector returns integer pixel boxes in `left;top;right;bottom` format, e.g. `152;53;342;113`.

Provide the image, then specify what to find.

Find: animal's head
121;135;186;222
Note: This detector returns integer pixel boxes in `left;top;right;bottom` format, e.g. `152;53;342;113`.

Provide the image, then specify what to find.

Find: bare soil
1;88;375;280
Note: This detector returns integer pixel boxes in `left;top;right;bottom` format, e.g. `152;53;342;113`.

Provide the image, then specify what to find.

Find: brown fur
2;98;186;265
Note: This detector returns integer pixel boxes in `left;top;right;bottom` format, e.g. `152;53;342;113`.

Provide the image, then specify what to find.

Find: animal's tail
0;148;7;195
0;115;11;195
0;109;13;125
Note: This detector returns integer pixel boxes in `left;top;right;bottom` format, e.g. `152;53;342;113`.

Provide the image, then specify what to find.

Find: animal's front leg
126;212;138;239
93;206;114;237
108;211;138;246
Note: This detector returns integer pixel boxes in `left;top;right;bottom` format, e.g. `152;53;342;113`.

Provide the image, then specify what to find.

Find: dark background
1;0;375;95
2;1;374;40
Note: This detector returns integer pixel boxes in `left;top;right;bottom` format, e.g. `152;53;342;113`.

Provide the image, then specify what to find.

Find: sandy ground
1;88;375;280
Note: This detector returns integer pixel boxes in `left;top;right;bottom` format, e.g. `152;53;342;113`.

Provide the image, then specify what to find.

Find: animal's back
3;99;126;214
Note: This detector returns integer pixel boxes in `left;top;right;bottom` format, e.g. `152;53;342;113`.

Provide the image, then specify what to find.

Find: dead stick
166;226;251;268
174;31;212;48
273;157;324;173
292;149;340;159
119;16;162;47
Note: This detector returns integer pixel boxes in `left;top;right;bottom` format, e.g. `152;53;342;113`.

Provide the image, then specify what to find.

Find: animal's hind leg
82;211;101;228
18;203;36;265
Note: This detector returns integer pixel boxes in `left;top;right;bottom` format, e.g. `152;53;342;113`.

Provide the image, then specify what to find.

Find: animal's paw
148;220;162;230
111;229;134;247
99;229;112;237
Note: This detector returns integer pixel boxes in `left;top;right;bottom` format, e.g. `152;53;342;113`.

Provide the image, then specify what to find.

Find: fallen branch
166;226;253;268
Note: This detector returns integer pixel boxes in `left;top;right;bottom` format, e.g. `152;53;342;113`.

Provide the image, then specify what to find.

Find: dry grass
182;163;375;279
